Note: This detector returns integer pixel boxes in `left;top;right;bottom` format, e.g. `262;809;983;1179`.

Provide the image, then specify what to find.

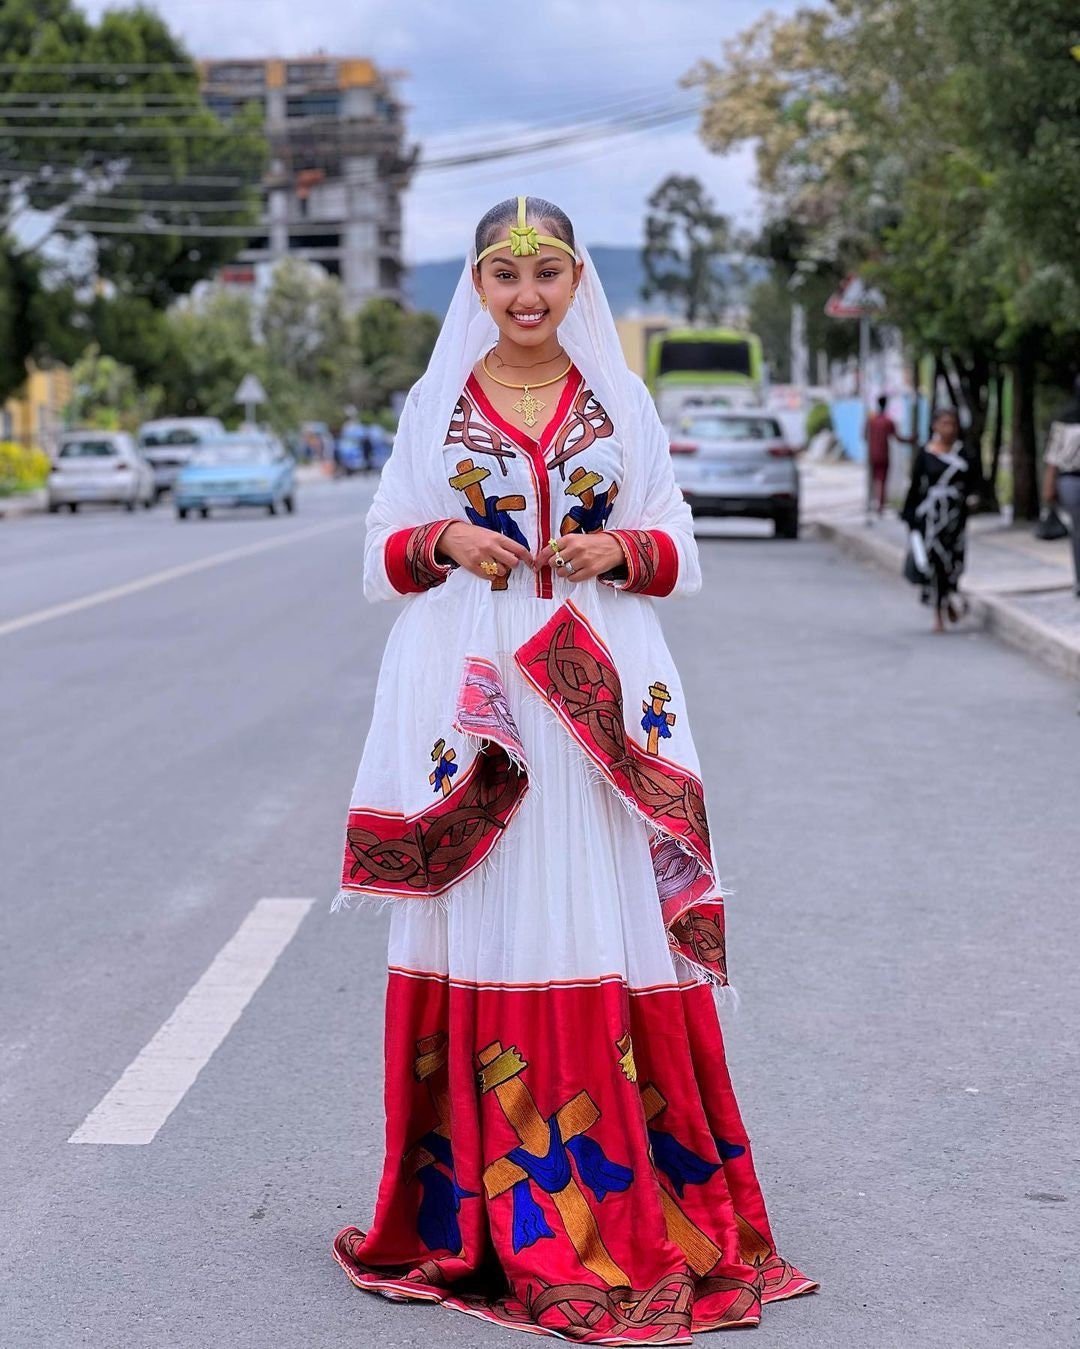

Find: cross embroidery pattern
477;1039;633;1285
429;738;458;796
402;1032;477;1254
641;681;677;756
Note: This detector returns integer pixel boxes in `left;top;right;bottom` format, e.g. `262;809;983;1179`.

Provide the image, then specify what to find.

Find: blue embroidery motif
648;1127;722;1198
414;1129;478;1254
504;1115;633;1251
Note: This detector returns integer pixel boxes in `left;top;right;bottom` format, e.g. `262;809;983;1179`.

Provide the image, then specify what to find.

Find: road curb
811;518;1080;682
0;490;46;520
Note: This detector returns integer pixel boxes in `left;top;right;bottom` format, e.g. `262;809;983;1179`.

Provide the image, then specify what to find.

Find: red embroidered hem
331;975;817;1342
385;518;456;594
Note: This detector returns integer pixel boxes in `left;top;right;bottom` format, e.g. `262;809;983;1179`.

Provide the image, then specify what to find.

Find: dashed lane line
69;898;313;1146
1;514;365;640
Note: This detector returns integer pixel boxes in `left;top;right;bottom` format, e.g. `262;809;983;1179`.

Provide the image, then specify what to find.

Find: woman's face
473;239;583;348
933;412;960;445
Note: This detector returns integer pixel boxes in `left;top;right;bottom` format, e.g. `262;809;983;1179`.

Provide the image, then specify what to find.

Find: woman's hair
931;406;960;427
474;196;576;259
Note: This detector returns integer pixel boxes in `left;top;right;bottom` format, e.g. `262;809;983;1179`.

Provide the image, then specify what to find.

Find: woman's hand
535;530;626;583
436;521;534;581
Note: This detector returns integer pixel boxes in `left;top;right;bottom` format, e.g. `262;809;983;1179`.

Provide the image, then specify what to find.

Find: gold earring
569;290;576;306
479;292;488;310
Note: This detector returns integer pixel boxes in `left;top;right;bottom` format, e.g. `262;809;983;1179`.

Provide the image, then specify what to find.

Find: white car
47;431;155;513
137;417;226;498
669;410;801;538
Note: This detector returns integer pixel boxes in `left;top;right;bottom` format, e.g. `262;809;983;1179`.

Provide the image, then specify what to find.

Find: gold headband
475;195;577;265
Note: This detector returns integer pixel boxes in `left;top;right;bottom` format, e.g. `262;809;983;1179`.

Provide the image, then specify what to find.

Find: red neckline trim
466;365;582;457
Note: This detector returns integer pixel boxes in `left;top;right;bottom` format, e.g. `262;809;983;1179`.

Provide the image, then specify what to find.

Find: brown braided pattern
609;530;661;593
333;1228;447;1287
445;391;517;475
403;521;452;590
547;386;614;477
668;905;728;984
515;605;711;868
342;747;526;896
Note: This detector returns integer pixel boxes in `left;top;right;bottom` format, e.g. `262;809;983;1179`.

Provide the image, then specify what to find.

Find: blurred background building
199;56;416;310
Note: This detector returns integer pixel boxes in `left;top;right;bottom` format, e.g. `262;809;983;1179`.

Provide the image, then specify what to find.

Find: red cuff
604;529;679;596
385;519;456;594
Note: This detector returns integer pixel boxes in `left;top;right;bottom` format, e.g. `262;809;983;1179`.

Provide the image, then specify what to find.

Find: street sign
825;275;884;319
234;373;267;428
234;374;267;406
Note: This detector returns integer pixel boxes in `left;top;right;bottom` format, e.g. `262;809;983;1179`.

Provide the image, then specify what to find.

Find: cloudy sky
80;0;797;262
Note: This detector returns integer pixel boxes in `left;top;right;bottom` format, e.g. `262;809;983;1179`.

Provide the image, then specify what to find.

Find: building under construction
199;56;415;310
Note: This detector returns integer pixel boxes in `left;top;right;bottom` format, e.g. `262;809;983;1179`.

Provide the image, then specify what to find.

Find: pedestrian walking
901;407;971;632
329;194;816;1340
1040;375;1080;596
865;394;914;515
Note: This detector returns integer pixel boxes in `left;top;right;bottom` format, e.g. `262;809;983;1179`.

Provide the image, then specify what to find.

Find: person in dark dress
901;408;970;632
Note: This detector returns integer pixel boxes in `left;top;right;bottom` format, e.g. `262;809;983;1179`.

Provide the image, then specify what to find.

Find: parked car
47;431;155;513
669;410;801;538
137;417;226;498
335;420;393;474
173;433;296;519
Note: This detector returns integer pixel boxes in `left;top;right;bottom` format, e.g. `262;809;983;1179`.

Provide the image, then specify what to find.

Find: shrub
806;401;833;439
0;442;51;496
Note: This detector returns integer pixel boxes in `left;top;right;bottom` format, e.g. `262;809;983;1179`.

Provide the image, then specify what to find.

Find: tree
353;298;439;411
0;233;83;402
686;0;1080;518
641;175;738;323
0;0;265;396
66;343;161;429
162;289;261;421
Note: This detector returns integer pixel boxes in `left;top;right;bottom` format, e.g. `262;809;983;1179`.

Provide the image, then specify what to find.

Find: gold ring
480;559;499;576
553;554;567;567
548;536;561;554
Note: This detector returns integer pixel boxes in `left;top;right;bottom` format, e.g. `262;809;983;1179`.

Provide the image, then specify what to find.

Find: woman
331;196;815;1341
1041;375;1080;595
901;407;970;631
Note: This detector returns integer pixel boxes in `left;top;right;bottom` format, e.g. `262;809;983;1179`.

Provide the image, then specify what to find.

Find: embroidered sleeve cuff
384;519;457;594
601;529;679;596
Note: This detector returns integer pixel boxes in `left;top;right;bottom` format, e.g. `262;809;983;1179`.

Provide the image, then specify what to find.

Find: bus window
657;340;753;379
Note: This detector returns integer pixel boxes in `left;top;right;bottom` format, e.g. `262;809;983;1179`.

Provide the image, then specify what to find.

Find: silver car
47;431;155;513
137;417;226;498
669;410;800;538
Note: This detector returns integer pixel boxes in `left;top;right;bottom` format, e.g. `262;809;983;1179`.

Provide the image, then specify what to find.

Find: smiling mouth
509;310;548;326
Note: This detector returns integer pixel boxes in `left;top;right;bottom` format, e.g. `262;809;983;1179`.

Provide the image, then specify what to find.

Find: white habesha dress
330;257;815;1343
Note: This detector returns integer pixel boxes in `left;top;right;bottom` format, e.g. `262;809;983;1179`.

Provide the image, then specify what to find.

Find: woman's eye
494;272;515;281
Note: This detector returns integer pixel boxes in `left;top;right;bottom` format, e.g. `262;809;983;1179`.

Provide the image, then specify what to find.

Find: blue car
174;434;296;519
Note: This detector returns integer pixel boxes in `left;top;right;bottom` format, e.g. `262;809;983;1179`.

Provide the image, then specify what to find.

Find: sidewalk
803;461;1080;681
0;489;46;520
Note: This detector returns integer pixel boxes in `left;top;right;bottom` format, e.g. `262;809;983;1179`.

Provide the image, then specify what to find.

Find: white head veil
404;240;654;526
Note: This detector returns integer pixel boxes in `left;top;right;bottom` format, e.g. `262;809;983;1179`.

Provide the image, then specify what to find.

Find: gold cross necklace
481;350;574;428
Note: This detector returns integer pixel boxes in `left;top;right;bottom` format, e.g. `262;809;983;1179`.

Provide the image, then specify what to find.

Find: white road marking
69;898;313;1146
0;514;364;640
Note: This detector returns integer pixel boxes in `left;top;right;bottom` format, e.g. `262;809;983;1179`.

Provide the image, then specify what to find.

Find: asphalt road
2;478;1078;1348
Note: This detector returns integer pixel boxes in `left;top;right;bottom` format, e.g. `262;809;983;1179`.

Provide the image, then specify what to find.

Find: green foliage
690;0;1080;516
162;289;260;422
66;343;161;430
0;0;265;401
641;175;739;323
0;441;51;495
806;402;833;438
157;265;440;432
